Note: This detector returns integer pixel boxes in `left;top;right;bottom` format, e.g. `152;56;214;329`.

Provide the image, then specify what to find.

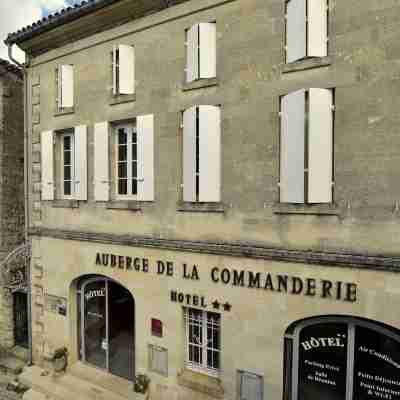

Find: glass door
82;279;107;370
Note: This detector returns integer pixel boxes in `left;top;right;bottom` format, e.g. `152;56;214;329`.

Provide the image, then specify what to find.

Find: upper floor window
279;88;334;204
186;22;217;83
61;132;75;198
182;105;221;203
93;115;154;202
112;45;135;95
184;308;221;376
285;0;328;63
56;64;74;111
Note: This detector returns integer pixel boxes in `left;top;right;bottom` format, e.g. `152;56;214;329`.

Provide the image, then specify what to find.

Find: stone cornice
29;227;400;273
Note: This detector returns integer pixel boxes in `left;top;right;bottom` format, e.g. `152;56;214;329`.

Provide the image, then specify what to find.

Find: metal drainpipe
8;44;33;366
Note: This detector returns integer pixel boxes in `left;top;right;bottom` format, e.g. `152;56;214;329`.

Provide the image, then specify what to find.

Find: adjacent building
4;0;400;399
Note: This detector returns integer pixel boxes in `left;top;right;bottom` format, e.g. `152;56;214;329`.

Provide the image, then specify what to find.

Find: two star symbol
212;300;232;311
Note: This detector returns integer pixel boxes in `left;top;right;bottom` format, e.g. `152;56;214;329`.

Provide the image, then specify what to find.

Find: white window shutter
198;105;221;202
280;90;305;203
239;372;263;400
112;45;117;96
308;0;328;57
41;130;54;201
199;23;217;79
186;24;199;83
118;45;135;95
183;107;197;202
308;88;333;203
74;125;87;200
94;122;110;201
137;114;154;201
286;0;307;62
60;64;74;108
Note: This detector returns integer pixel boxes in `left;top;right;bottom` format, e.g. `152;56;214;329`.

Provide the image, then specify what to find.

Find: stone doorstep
19;365;145;400
0;356;26;376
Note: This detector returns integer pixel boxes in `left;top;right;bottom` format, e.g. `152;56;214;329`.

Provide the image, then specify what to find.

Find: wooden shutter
119;45;135;95
74;125;87;200
198;105;221;202
280;90;305;203
186;24;199;83
183;107;197;202
286;0;306;62
112;45;117;95
41;130;54;201
137;114;154;201
308;0;328;57
60;64;74;108
94;122;110;201
199;23;217;79
239;372;263;400
308;88;333;203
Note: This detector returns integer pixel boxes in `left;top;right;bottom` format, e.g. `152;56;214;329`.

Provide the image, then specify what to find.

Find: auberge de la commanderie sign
95;252;358;303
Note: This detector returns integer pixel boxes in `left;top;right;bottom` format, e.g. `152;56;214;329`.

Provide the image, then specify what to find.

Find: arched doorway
283;316;400;400
77;276;135;381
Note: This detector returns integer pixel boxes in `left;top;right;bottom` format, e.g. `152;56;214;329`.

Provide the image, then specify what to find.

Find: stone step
23;389;52;400
19;366;141;400
11;346;29;363
0;356;26;376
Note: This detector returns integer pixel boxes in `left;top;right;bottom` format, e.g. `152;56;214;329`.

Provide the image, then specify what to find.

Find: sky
0;0;80;62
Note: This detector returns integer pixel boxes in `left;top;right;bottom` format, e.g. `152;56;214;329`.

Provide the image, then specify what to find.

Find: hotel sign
95;252;358;302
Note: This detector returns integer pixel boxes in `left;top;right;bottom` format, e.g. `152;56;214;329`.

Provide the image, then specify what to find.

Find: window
237;371;263;400
279;88;334;204
182;105;221;203
186;22;216;83
185;308;221;376
285;0;328;63
61;132;74;198
112;45;135;95
56;64;74;111
93;115;154;202
40;126;87;201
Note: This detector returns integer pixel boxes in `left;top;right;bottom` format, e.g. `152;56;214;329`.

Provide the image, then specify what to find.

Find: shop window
283;316;400;400
285;0;329;63
185;22;216;83
111;44;135;95
279;88;334;204
56;64;74;112
148;344;168;376
93;115;154;202
237;370;263;400
182;105;221;203
40;126;87;201
184;307;221;376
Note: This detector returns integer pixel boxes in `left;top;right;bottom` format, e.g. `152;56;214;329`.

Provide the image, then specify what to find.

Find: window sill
282;56;332;74
177;202;225;213
273;203;340;216
109;93;136;106
106;201;147;211
182;77;218;92
177;369;224;399
51;199;79;208
54;107;74;117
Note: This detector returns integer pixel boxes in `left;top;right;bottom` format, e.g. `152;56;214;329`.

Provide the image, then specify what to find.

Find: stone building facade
0;59;25;349
5;0;400;399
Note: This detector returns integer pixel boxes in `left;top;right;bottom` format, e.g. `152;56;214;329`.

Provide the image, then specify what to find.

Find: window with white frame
40;126;87;201
112;45;135;95
56;64;74;111
186;22;216;83
61;132;74;198
237;370;264;400
279;88;334;204
184;308;221;376
182;105;221;203
93;115;154;202
285;0;328;63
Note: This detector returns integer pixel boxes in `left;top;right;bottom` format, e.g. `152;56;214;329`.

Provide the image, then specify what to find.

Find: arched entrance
77;276;135;381
283;316;400;400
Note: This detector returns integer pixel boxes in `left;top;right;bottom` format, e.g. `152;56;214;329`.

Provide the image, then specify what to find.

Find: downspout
8;44;33;366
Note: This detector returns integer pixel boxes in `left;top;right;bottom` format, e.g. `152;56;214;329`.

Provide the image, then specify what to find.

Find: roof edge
0;59;23;80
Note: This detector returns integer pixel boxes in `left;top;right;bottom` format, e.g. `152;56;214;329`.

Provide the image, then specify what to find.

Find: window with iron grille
184;307;221;376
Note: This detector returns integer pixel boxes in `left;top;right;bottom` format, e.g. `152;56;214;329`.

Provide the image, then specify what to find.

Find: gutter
7;45;33;367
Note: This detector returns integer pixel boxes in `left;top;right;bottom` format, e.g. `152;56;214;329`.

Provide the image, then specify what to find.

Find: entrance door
81;278;134;380
13;292;28;348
